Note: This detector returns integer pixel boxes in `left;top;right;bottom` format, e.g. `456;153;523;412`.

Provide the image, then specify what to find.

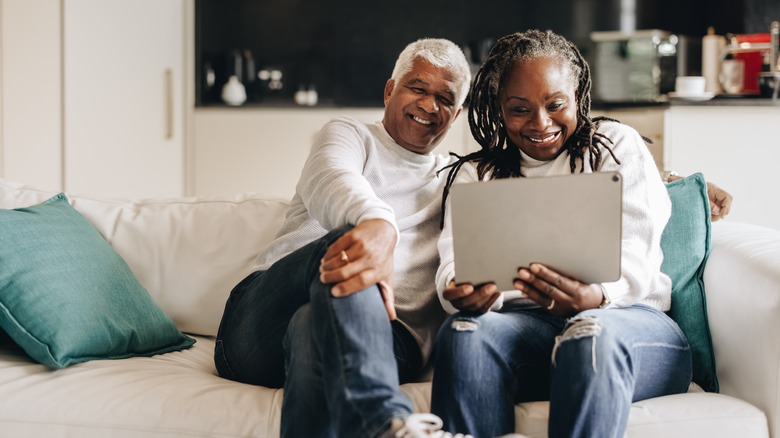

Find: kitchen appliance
590;30;701;102
721;33;772;94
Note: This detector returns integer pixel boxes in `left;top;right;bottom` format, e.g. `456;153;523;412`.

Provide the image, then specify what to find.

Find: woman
430;29;692;438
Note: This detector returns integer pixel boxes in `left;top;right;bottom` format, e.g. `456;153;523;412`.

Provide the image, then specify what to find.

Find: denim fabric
215;226;418;438
431;305;692;438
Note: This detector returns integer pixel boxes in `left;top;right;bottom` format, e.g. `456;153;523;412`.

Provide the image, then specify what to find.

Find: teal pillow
661;173;718;392
0;194;194;368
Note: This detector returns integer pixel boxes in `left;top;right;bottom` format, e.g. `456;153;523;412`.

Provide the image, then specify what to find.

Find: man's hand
666;174;733;222
706;180;732;221
442;280;500;314
319;219;397;318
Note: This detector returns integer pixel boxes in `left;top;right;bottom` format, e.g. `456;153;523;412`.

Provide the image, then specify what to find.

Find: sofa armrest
704;221;780;437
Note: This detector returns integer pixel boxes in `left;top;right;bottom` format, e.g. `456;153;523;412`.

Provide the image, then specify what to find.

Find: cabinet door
63;0;184;198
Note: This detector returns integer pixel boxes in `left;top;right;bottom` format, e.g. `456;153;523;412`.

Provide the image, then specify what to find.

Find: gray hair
390;38;472;107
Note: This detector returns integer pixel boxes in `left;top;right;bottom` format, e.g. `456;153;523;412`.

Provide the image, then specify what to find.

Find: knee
321;224;354;247
435;314;491;362
552;313;619;372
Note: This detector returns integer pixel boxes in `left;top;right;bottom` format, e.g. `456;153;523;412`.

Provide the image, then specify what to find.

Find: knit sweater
436;121;672;313
251;116;456;362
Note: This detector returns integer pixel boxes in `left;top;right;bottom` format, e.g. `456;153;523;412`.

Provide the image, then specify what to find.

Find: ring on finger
547;299;555;310
340;250;349;264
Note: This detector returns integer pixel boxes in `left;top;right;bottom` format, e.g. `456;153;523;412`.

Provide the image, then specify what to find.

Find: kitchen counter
594;96;780;110
670;96;780;106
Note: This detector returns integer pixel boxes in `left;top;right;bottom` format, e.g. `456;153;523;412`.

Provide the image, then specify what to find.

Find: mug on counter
720;59;745;94
674;76;706;96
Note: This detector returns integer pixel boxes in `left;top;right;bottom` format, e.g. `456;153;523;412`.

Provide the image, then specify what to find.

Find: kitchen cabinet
664;105;780;230
192;107;477;200
592;106;667;171
0;0;62;189
0;0;188;198
63;0;186;198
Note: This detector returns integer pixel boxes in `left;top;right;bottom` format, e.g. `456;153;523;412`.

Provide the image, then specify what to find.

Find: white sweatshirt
252;116;456;362
436;121;672;314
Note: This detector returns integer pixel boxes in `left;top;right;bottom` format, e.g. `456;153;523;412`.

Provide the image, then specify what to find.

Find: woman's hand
514;263;602;317
442;280;501;314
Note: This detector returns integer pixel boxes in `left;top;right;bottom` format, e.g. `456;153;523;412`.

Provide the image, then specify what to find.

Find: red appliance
733;33;771;94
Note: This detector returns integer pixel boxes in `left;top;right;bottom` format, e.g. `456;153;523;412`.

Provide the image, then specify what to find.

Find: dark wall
196;0;767;107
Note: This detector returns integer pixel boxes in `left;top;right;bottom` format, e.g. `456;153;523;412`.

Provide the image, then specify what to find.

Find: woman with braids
429;29;694;438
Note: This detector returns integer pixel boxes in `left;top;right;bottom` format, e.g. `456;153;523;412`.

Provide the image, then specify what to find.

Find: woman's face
499;57;578;161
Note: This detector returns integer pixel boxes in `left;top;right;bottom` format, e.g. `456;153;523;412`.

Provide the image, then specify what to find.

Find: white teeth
412;116;432;125
527;132;558;143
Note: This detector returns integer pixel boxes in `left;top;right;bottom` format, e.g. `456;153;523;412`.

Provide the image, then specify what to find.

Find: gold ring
547;299;555;310
340;250;349;264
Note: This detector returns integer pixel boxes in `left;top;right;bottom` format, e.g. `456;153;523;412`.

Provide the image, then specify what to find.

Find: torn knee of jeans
551;315;602;370
450;317;479;332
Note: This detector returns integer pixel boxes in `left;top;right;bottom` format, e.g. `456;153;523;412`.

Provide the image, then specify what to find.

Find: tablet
450;172;622;290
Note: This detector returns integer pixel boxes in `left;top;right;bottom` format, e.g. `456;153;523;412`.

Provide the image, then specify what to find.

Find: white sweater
436;121;672;314
252;116;456;362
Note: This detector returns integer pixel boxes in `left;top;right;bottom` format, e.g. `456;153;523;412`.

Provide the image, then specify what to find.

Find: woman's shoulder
595;118;643;140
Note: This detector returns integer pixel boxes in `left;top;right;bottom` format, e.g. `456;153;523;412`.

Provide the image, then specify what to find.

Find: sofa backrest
0;178;290;337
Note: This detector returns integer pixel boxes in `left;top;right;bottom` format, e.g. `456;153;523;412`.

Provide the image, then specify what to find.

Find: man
214;38;473;438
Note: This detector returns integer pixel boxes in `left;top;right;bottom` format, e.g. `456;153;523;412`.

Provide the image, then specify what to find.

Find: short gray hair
390;38;472;107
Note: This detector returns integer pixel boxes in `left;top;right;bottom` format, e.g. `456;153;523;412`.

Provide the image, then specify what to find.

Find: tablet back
450;172;622;290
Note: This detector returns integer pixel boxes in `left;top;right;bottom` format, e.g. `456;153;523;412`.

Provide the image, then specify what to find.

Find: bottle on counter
702;26;725;94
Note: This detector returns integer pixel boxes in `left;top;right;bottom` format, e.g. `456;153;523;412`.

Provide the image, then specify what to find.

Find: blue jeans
430;304;692;438
214;226;420;438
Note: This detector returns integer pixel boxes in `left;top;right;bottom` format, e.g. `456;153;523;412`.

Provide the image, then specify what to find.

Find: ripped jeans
430;304;691;438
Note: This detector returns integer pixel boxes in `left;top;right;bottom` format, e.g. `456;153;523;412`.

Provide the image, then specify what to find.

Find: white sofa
0;177;777;438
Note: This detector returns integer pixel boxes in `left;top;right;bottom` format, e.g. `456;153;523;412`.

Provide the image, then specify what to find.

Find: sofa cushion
0;336;768;438
661;172;718;392
0;178;290;337
0;193;194;368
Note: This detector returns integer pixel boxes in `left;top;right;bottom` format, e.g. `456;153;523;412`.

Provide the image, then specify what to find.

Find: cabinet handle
165;69;173;139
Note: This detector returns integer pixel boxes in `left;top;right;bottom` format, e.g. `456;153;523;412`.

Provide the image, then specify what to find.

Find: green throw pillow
0;193;194;368
661;173;718;392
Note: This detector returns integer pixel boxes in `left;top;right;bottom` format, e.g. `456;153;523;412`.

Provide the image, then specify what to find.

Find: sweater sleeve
596;122;672;309
296;117;400;237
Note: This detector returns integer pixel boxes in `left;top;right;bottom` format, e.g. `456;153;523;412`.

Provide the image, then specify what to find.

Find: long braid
439;30;628;228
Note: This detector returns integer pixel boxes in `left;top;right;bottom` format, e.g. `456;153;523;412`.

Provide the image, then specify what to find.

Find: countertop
593;95;780;109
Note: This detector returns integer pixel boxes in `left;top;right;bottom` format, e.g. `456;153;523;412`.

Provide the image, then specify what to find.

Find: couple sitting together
212;30;733;438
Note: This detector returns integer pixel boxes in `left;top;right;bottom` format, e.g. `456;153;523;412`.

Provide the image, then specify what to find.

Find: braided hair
439;29;627;228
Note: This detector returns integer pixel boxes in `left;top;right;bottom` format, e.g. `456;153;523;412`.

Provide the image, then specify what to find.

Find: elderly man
214;38;473;438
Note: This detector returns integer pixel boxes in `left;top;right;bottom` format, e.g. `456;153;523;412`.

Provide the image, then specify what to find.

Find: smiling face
382;58;462;155
499;56;578;161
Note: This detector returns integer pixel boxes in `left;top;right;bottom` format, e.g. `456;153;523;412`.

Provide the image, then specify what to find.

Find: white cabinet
592;107;666;171
665;106;780;230
62;0;186;198
0;0;187;198
0;0;63;190
192;107;476;200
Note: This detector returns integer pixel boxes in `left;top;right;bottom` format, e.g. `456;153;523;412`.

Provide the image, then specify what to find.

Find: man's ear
383;79;395;104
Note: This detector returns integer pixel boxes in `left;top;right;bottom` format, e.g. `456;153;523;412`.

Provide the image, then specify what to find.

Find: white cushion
0;178;289;336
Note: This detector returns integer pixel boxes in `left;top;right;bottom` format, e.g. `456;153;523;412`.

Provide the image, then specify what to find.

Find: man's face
382;59;463;155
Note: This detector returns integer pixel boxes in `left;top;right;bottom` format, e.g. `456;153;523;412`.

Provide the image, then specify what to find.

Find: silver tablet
450;172;623;290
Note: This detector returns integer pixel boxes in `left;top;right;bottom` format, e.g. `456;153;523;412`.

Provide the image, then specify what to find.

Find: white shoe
392;413;473;438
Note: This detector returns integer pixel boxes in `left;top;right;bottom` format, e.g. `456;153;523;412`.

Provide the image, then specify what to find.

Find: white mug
675;76;706;96
719;60;745;94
